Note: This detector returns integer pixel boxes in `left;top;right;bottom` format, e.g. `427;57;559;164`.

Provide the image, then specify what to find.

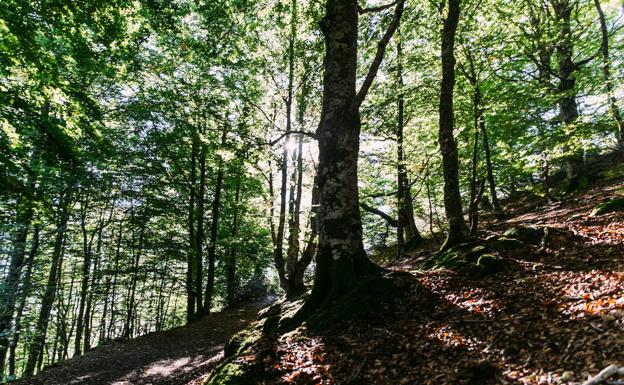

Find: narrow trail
19;298;273;385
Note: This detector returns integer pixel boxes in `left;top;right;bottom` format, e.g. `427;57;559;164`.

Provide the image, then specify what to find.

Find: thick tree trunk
24;191;72;377
297;0;403;316
438;0;468;250
594;0;624;147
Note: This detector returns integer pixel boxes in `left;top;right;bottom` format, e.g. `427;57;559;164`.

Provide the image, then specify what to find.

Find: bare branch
355;0;406;107
360;202;398;227
268;130;317;146
358;0;399;14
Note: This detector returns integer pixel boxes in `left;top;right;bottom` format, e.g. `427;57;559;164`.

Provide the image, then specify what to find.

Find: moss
502;226;544;244
476;254;505;275
224;321;264;357
604;163;624;181
203;360;245;385
424;242;507;277
591;198;624;216
495;237;525;250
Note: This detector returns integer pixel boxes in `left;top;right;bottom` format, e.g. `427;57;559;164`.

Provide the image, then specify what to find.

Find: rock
503;226;545;244
476;254;505;275
494;237;525;250
590;198;624;216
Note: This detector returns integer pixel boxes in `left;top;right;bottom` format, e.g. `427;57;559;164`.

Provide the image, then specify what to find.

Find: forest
1;0;623;384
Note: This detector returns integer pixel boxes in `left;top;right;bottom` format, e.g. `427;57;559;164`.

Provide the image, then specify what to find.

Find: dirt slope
19;298;273;385
225;177;624;385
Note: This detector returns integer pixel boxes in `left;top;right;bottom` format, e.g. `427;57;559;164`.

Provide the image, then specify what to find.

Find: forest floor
18;297;274;385
238;173;624;384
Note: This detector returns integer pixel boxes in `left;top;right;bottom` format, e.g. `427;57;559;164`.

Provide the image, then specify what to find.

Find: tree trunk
226;177;242;307
438;0;468;250
186;134;198;323
204;130;227;314
396;28;422;255
554;0;585;191
24;191;72;377
195;128;206;316
297;0;403;317
0;194;33;377
594;0;624;147
7;224;39;379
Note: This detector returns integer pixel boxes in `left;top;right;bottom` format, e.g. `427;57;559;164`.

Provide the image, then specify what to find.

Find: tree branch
358;0;399;14
355;0;406;107
267;130;317;146
360;202;398;227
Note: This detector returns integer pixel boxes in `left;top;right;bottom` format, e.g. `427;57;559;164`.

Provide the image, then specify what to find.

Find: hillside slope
17;298;273;385
205;173;624;385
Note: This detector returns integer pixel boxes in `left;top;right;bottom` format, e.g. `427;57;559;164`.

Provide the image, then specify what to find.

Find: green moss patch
502;226;544;245
591;198;624;216
424;241;509;277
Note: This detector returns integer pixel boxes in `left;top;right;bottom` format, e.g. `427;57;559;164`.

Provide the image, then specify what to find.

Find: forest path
20;297;274;385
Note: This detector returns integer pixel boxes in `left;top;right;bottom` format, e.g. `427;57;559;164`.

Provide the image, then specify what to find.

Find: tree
296;0;405;316
438;0;469;249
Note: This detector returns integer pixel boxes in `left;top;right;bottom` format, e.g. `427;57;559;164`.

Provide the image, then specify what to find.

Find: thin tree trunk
24;190;72;376
204;130;227;314
195;127;206;316
186;134;198;323
7;225;39;379
396;27;422;255
107;219;123;339
594;0;624;147
0;195;34;376
226;177;242;307
438;0;468;250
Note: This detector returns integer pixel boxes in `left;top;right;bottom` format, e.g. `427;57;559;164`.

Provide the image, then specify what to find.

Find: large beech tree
298;0;405;314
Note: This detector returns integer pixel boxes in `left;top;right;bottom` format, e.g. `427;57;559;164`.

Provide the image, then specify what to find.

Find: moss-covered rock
494;237;525;250
476;254;505;275
591;198;624;216
203;360;246;385
224;320;264;357
424;242;508;277
502;226;544;245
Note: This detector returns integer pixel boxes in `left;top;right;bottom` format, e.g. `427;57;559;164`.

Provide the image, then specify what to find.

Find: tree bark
593;0;624;147
226;177;242;307
195;127;206;316
204;130;227;314
438;0;468;250
7;224;39;379
24;190;72;376
296;0;403;317
553;0;586;191
186;134;197;323
396;28;422;255
0;194;33;377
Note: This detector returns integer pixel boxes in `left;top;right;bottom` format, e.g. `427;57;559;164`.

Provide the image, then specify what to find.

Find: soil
18;298;274;385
